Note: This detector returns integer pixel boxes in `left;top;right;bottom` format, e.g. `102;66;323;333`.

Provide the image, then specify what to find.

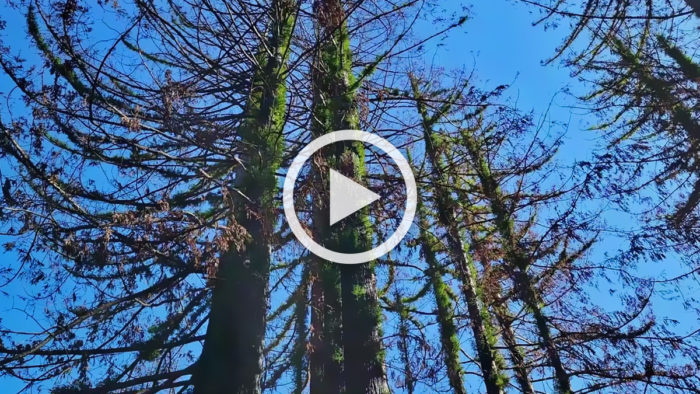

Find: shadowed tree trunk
193;1;298;392
291;265;311;394
493;297;535;394
394;291;416;394
307;1;389;393
307;0;346;390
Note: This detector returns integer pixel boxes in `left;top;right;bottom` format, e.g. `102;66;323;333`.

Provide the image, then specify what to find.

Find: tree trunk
308;259;344;394
193;2;297;392
417;186;467;394
493;303;535;394
308;1;389;392
394;292;415;394
410;77;506;394
462;131;572;394
291;266;310;394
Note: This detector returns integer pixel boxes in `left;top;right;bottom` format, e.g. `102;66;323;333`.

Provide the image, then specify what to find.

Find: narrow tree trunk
193;2;297;392
493;303;535;394
460;184;535;394
308;259;344;394
291;266;310;393
394;292;415;394
462;131;572;394
410;77;506;394
417;188;467;394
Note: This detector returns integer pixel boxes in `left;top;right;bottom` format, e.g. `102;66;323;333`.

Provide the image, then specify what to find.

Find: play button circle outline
283;129;417;265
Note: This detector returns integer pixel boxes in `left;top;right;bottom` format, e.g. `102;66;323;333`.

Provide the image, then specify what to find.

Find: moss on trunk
308;1;389;393
193;2;297;393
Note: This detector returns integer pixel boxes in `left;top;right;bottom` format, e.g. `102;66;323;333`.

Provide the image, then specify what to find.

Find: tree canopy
0;0;699;393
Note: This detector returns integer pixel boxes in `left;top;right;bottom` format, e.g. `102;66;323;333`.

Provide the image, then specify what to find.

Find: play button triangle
329;169;380;226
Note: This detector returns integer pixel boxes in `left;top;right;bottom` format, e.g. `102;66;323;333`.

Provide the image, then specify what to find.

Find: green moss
612;38;700;145
310;2;387;390
658;35;700;81
332;348;344;363
416;179;468;394
352;284;367;297
27;5;86;95
411;76;508;392
462;129;571;393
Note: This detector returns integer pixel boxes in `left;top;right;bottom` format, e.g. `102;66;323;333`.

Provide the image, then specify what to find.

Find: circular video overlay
283;129;417;265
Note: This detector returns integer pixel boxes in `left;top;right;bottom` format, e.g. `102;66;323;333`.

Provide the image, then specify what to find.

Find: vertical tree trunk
308;1;389;392
291;266;310;394
394;292;415;394
307;0;346;390
410;77;507;394
193;2;297;393
462;131;572;394
416;186;467;394
308;259;344;394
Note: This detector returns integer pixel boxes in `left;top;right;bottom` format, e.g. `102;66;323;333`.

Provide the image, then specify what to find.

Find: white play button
329;169;380;226
283;130;416;265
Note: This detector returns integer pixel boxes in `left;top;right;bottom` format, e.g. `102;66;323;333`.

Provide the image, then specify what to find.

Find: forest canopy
0;0;699;393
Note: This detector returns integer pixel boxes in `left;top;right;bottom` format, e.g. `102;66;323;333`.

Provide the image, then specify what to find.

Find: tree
519;0;700;229
0;0;458;392
192;0;299;392
0;1;290;392
406;72;700;392
410;75;508;394
3;0;700;393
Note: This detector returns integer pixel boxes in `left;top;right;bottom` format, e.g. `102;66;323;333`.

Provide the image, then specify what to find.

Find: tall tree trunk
462;131;572;394
193;2;297;393
410;77;507;394
308;1;389;393
308;259;344;394
459;183;536;394
307;0;346;390
394;291;415;394
416;184;467;394
291;266;310;394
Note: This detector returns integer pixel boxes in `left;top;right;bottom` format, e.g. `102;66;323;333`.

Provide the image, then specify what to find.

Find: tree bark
311;0;388;394
416;187;467;394
308;1;389;392
493;303;535;394
394;292;415;394
193;2;297;392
